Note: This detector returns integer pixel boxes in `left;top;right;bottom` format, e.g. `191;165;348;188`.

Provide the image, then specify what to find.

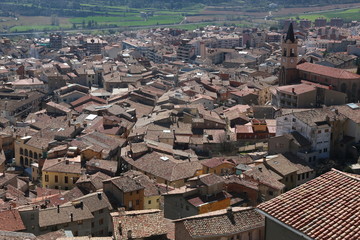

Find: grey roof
39;204;93;227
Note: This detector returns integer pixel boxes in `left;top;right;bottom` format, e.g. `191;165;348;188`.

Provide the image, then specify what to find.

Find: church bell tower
279;23;298;85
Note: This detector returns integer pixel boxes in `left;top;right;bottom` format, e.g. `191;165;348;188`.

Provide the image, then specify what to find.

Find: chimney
226;206;233;216
259;167;262;172
118;221;123;236
97;192;102;200
57;205;60;213
70;213;73;222
227;207;235;223
127;230;132;239
292;88;295;94
65;159;69;165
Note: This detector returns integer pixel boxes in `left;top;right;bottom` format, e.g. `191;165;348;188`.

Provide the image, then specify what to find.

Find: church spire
285;22;295;43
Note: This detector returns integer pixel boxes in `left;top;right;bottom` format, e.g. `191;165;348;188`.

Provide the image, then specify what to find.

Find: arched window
34;152;38;160
20;156;24;165
20;148;24;155
340;83;347;93
29;150;33;158
24;149;28;157
25;158;29;166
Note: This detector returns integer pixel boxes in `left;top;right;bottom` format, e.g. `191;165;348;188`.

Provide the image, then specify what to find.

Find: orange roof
0;210;26;232
277;83;316;95
258;169;360;240
297;62;360;80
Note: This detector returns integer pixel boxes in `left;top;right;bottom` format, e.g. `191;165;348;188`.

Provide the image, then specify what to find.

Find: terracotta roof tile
113;209;168;239
175;207;264;237
257;169;360;240
297;62;360;80
0;210;26;231
104;175;144;193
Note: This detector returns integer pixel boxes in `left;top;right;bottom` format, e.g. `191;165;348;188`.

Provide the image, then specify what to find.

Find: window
324;148;328;153
99;218;104;225
136;190;139;194
268;191;274;196
130;192;132;196
30;213;35;220
20;148;24;155
136;200;140;205
148;200;151;205
292;118;296;122
99;209;104;214
20;156;24;165
248;231;253;240
64;176;68;184
325;129;329;133
73;177;79;184
77;220;83;225
319;150;322;154
306;172;309;178
54;175;58;183
29;150;33;158
298;175;300;181
25;158;29;166
45;175;49;182
91;222;95;228
24;149;28;156
318;130;321;134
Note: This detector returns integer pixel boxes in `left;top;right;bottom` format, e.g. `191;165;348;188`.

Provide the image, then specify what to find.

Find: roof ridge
330;168;360;181
174;207;254;222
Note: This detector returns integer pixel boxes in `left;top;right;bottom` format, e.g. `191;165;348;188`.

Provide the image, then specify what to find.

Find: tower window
290;48;295;57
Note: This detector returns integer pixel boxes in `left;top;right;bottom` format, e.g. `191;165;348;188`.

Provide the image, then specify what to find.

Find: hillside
1;0;360;17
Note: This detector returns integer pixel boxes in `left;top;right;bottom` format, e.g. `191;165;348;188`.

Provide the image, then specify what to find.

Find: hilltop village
0;18;359;240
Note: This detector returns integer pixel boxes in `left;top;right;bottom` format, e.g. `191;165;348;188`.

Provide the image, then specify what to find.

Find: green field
10;24;72;32
278;7;360;22
8;14;184;32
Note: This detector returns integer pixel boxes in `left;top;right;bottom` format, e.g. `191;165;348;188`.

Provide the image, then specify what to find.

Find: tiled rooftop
175;207;264;237
257;169;360;240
